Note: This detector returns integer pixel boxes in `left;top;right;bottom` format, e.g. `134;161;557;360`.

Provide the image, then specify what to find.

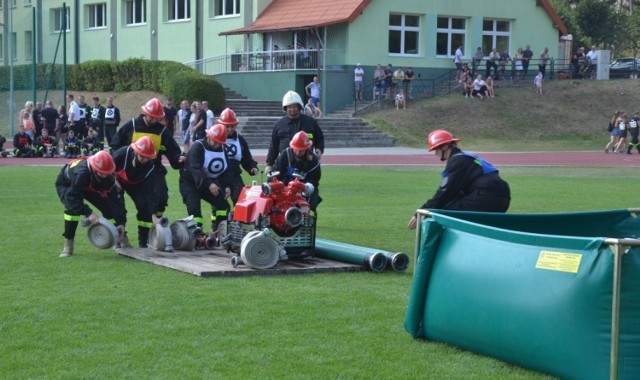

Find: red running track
0;151;638;167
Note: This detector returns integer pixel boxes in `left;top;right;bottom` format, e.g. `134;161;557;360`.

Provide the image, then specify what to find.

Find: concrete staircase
223;89;395;149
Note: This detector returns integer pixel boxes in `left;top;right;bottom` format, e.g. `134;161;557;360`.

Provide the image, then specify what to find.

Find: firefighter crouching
110;98;185;235
272;131;322;212
55;150;127;257
112;136;157;248
179;124;233;234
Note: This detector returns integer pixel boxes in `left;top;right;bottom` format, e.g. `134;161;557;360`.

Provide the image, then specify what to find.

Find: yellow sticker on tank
535;251;582;273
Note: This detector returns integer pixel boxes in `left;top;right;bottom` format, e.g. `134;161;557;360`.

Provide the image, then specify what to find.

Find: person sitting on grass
35;127;57;158
81;128;103;157
63;129;81;158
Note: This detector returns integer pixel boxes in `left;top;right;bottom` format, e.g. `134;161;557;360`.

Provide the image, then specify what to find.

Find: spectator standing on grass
41;100;59;136
407;129;510;230
89;97;106;143
454;45;464;80
384;64;394;101
605;111;621;153
202;101;215;129
76;95;91;140
103;97;121;149
67;94;81;140
354;63;365;101
534;72;544;96
192;101;207;142
404;67;415;100
178;100;192;153
539;47;550;78
473;47;484;76
627;112;640;154
486;48;500;79
22;112;35;140
522;44;534;77
163;97;178;136
393;67;405;98
373;64;385;100
395;89;406;110
33;102;44;139
19;101;34;128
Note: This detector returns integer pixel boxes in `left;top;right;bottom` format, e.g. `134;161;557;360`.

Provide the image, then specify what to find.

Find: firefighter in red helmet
55;150;127;257
110;98;185;246
179;124;233;237
272;131;322;211
407;129;510;230
218;107;259;205
111;136;157;248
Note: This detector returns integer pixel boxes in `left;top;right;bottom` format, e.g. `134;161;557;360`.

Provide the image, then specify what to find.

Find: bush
79;60;115;92
165;70;226;113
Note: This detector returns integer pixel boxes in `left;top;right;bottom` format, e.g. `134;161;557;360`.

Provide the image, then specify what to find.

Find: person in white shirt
202;101;215;128
472;74;487;100
354;63;365;100
454;45;464;80
586;45;598;77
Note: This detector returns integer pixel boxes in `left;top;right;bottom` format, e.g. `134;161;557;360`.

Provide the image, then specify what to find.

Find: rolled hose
84;216;119;249
240;230;281;269
314;238;388;273
149;217;174;252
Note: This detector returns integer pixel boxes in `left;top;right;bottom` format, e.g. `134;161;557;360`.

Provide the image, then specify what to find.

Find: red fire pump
224;172;316;269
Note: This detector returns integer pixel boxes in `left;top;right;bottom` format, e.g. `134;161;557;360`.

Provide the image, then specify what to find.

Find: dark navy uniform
179;138;233;230
421;147;510;212
104;105;121;147
273;147;322;211
266;113;324;167
226;130;258;204
55;158;124;240
112;145;156;247
111;114;183;225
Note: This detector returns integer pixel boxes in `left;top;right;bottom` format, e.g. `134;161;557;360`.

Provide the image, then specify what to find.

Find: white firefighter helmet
282;90;304;110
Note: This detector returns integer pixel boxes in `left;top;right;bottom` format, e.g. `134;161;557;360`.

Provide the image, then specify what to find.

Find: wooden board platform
117;247;363;277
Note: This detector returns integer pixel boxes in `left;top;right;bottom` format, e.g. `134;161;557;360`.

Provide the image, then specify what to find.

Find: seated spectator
13;125;34;158
472;74;487;100
464;77;474;98
81;128;103;156
395;89;406;110
304;98;323;119
485;76;495;98
35;128;57;157
63;129;81;158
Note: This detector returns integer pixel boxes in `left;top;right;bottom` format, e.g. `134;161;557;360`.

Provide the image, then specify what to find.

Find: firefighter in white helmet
55;151;127;257
265;90;324;174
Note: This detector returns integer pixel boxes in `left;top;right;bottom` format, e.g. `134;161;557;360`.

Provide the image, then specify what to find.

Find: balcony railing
184;49;345;76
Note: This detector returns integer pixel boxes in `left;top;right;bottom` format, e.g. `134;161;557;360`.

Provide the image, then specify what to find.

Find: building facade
0;0;568;113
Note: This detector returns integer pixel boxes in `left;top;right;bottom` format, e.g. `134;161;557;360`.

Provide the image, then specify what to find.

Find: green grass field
1;164;636;379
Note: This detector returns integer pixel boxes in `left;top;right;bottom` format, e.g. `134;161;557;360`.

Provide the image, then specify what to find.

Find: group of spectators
455;44;551;83
370;63;415;108
55;90;325;259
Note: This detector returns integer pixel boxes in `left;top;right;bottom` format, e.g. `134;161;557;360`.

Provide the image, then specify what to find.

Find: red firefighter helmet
289;131;312;151
219;108;238;126
206;124;227;144
131;136;156;159
88;150;116;175
141;98;165;119
427;129;460;151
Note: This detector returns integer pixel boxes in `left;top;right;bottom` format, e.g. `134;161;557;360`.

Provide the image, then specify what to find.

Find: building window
436;17;466;57
214;0;239;17
482;19;511;54
25;31;32;60
52;7;71;32
88;3;107;29
168;0;190;21
388;14;420;55
126;0;146;25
